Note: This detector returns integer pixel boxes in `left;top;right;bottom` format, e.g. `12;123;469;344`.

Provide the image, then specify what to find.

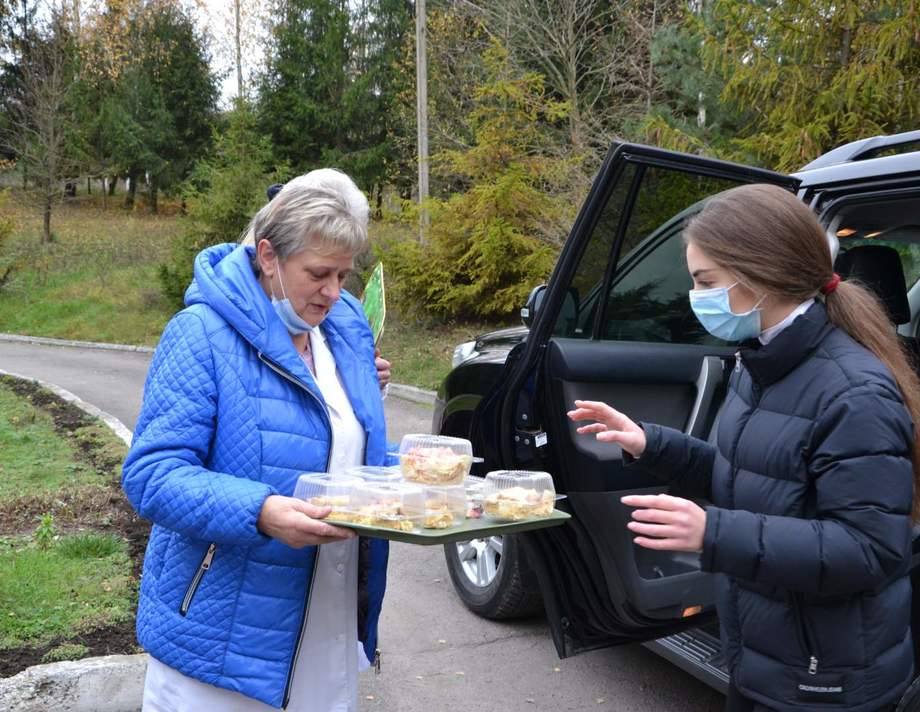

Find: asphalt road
0;339;724;712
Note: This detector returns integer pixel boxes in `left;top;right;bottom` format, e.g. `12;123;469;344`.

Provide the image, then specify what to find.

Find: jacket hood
184;243;372;394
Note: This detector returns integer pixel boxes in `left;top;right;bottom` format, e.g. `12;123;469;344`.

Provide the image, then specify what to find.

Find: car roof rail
799;129;920;171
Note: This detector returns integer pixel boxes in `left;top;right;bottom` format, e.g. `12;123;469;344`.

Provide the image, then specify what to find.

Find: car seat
834;244;919;368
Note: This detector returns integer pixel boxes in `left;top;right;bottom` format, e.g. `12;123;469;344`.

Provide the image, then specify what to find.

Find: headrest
835;244;910;325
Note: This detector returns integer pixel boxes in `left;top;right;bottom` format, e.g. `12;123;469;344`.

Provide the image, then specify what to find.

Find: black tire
897;676;920;711
443;533;544;619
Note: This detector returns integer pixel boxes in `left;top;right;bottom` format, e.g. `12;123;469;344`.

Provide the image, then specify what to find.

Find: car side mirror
521;285;546;328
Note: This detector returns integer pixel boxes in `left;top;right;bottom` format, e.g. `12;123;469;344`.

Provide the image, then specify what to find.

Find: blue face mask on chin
689;282;766;342
271;262;314;335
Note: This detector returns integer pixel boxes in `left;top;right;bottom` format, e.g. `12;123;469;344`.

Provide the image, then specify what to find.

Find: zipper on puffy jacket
790;594;820;675
257;352;335;710
180;543;217;616
734;350;742;374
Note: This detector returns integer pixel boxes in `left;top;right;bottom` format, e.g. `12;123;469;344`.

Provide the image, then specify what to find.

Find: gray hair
241;168;370;263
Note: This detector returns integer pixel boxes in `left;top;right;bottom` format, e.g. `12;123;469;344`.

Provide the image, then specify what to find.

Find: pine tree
700;0;920;170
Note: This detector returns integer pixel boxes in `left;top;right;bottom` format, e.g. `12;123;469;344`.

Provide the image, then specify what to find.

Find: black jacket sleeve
625;422;716;501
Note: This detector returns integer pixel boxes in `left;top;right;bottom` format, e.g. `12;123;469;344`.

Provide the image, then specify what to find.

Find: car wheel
443;533;543;619
897;676;920;711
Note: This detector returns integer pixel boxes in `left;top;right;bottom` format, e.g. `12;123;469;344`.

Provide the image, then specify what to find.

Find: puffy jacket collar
739;301;835;388
184;243;365;396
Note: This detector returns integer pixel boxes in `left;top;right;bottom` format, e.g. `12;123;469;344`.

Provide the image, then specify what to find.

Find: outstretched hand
566;399;647;458
257;495;357;548
621;493;706;553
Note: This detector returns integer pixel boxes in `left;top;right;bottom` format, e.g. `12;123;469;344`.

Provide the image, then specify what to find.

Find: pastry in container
351;482;425;531
398;434;474;486
481;471;555;521
293;473;364;524
422;485;467;529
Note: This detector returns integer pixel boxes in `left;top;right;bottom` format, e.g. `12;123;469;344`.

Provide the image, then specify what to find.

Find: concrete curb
0;331;438;406
0;332;155;353
0;368;134;446
0;654;148;712
388;382;437;406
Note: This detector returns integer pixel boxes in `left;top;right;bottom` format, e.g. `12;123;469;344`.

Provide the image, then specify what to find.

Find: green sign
362;262;386;345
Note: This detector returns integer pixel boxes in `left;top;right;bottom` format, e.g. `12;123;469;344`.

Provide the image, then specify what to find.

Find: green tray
340;509;571;545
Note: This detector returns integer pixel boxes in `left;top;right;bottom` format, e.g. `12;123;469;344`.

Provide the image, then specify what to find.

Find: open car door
481;144;801;658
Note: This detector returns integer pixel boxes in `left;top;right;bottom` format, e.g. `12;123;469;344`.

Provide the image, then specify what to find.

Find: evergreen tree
386;41;572;321
159;100;285;307
257;0;411;200
699;0;920;170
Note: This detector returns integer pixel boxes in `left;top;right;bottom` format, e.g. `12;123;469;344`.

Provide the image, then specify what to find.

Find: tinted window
555;160;745;344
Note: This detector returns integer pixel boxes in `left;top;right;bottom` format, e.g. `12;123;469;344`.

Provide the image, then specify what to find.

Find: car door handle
684;356;723;439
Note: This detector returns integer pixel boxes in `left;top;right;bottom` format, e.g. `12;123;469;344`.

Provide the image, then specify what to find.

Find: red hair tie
821;273;841;295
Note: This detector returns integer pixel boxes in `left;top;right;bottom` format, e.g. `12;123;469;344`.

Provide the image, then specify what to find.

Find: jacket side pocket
180;543;217;616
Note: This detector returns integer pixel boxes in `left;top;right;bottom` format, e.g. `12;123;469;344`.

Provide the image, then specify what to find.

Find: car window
553;161;638;337
554;163;746;344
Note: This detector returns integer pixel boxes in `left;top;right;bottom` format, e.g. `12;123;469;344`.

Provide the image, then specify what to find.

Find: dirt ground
0;376;150;678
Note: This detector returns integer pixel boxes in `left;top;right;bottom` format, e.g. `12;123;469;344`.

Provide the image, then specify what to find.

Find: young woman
568;184;919;712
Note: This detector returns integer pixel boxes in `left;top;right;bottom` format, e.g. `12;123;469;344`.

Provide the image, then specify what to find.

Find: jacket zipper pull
201;542;217;570
374;649;381;675
808;656;818;675
734;350;742;373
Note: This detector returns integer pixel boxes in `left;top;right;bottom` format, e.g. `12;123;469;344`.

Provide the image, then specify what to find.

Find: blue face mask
271;262;314;335
689;282;765;342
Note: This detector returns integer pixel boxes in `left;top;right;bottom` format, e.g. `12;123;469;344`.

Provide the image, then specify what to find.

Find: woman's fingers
576;423;608;434
621;494;706;553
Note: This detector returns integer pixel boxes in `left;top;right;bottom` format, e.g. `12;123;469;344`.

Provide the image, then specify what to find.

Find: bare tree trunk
108;176;117;196
148;175;158;214
42;187;52;243
124;171;137;210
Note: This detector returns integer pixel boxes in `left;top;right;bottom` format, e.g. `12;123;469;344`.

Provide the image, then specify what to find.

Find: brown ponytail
685;183;920;521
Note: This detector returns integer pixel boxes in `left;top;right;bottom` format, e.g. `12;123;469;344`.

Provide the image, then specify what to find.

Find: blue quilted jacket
122;243;389;709
635;302;914;711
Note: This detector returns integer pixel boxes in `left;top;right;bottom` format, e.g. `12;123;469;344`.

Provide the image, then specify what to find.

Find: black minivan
432;130;920;707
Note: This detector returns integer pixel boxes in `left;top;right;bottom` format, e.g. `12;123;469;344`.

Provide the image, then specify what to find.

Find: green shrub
0;190;21;292
41;642;89;664
386;41;573;321
58;532;122;559
158;100;286;308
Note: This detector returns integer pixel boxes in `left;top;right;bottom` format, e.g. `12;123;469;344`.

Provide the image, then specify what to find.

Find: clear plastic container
463;475;486;519
422;485;467;529
481;470;556;521
351;482;426;531
293;473;364;525
398;434;474;485
346;465;404;483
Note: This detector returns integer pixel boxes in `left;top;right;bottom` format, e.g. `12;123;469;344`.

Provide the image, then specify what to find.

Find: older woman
122;169;390;711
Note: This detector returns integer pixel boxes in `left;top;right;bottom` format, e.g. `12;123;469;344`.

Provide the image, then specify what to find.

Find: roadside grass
0;533;134;650
0;190;515;388
0;381;107;501
0;377;138;665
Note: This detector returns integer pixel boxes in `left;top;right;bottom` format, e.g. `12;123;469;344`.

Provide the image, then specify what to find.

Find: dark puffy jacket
636;302;914;711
